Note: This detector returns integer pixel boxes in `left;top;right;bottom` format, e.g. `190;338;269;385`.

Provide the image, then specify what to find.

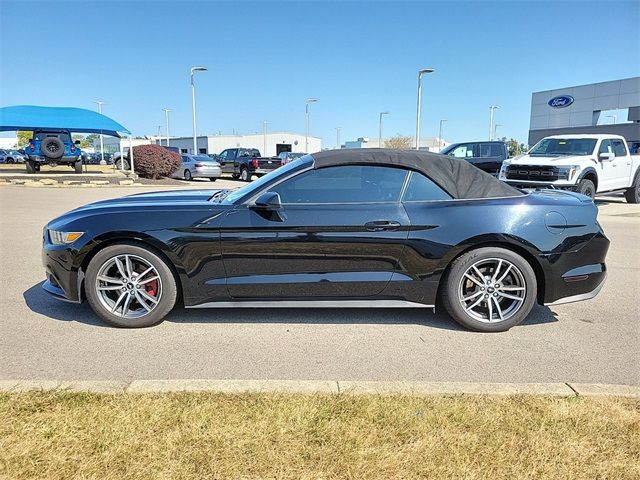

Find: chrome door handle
365;221;401;231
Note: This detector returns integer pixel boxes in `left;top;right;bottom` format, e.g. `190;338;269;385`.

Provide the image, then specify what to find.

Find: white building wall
167;132;321;156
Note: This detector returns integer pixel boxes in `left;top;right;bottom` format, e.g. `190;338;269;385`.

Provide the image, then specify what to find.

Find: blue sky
1;0;638;147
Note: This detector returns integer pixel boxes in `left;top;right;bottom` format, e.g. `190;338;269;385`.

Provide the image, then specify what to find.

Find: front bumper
42;235;83;303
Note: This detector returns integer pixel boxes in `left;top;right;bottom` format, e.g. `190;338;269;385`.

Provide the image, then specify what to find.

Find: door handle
365;221;401;231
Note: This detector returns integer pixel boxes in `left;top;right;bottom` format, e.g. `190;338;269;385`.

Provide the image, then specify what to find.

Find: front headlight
48;230;84;245
557;166;580;181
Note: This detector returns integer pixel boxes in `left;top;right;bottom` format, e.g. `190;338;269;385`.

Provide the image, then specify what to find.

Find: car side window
480;143;503;158
402;171;452;202
599;140;613;154
181;155;190;163
449;144;475;158
612;140;627;157
271;165;408;204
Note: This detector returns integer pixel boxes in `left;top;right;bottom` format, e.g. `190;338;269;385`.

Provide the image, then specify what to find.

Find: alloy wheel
95;254;162;319
458;257;527;323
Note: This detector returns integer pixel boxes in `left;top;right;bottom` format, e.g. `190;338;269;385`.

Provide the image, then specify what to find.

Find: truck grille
505;165;566;181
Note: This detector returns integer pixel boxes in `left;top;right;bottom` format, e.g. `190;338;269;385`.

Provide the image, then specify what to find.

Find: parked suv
0;149;26;163
440;141;509;175
24;129;82;173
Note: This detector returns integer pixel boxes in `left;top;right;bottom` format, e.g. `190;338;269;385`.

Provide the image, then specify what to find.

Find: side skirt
187;300;435;309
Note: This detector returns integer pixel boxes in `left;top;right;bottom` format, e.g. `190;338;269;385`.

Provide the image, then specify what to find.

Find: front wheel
115;159;130;171
85;243;177;328
624;173;639;204
440;247;537;332
576;178;596;199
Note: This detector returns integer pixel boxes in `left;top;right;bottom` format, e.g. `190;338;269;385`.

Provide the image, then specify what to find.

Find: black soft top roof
311;149;522;200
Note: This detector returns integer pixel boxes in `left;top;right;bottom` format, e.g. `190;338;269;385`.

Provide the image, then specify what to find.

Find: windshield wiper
209;189;231;202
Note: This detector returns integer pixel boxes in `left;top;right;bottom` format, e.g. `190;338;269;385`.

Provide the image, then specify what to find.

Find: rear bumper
545;272;606;306
28;155;81;164
194;166;222;178
254;168;279;175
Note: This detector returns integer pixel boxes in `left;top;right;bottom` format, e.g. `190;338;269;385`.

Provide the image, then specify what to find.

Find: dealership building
528;77;640;145
101;131;321;157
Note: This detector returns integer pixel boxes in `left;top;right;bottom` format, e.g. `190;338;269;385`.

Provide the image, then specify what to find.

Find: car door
596;139;618;192
173;155;188;178
219;165;411;298
611;139;632;189
476;143;504;175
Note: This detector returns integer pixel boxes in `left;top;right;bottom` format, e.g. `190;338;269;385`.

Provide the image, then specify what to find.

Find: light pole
94;101;105;163
606;114;617;124
415;68;435;150
438;119;447;151
190;66;207;154
305;98;318;152
162;108;171;146
335;127;341;149
157;125;162;144
379;111;390;148
263;120;268;155
489;105;500;140
493;123;503;140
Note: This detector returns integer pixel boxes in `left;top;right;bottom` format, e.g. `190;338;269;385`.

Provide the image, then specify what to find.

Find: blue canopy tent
0;105;134;173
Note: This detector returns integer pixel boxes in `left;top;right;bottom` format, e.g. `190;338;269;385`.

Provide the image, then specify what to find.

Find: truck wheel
240;167;251;182
624;174;640;204
41;137;65;159
74;160;83;173
576;179;596;199
26;160;36;174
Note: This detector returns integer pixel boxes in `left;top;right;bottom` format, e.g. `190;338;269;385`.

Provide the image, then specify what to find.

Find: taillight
194;163;203;167
70;144;76;152
28;143;35;150
251;158;259;168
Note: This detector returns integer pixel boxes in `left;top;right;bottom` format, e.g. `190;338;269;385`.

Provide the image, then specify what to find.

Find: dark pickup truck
439;141;509;176
216;148;280;181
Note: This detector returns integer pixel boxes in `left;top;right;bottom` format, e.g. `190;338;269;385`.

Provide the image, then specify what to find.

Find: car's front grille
506;165;566;181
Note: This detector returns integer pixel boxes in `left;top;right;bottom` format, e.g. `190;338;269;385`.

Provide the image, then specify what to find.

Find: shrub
130;144;181;179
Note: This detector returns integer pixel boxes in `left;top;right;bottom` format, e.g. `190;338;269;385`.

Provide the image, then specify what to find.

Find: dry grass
0;392;638;479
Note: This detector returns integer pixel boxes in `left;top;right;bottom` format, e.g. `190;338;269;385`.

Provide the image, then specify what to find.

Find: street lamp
415;67;435;150
493;123;503;140
489;105;500;140
438;119;447;151
190;66;207;154
162;108;171;146
606;114;617;124
94;100;105;163
263;120;268;155
305;98;318;152
157;125;162;144
379;111;390;148
335;127;342;149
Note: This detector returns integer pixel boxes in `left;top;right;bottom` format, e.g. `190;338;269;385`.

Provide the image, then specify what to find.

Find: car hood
507;154;596;166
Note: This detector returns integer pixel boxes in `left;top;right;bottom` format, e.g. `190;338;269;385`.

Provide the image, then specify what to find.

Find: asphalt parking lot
0;184;638;386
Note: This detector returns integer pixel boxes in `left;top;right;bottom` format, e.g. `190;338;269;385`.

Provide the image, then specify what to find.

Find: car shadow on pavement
24;282;559;331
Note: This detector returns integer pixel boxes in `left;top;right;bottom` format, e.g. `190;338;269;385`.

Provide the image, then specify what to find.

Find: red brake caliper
145;279;158;297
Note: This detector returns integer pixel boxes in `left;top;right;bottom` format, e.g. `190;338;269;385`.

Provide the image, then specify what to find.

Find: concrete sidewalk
1;379;638;398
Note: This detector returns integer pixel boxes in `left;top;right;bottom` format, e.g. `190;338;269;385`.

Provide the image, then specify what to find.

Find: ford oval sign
548;95;574;108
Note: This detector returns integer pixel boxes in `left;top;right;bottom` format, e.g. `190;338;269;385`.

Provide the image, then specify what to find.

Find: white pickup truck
498;134;640;203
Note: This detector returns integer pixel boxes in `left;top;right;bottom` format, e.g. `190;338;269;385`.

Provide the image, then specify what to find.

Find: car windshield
529;138;597;156
222;155;314;204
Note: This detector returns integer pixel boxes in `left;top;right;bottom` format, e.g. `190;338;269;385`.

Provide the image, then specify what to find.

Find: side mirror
598;152;614;161
74;140;81;145
253;191;282;210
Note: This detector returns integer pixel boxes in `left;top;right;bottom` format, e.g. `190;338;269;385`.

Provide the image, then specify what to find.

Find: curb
0;380;638;398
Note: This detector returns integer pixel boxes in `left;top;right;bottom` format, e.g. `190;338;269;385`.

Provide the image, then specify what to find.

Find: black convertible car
42;149;609;332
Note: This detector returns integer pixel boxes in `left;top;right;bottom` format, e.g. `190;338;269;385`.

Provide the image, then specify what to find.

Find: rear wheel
115;159;130;171
74;159;83;173
624;173;639;204
85;243;177;328
240;166;251;182
576;178;596;199
184;169;192;181
208;177;216;182
26;160;36;173
441;247;537;332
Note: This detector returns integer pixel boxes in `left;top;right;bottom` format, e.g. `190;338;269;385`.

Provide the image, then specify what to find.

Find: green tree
72;134;98;149
506;138;527;157
384;134;413;149
17;131;33;148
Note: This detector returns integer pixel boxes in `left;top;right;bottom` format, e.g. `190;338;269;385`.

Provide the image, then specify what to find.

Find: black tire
623;172;639;204
115;159;130;171
85;243;177;328
576;178;596;199
25;160;36;174
74;159;83;173
208;177;216;182
6;157;14;164
440;247;537;332
184;169;192;181
240;166;251;182
40;137;65;159
231;172;240;179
